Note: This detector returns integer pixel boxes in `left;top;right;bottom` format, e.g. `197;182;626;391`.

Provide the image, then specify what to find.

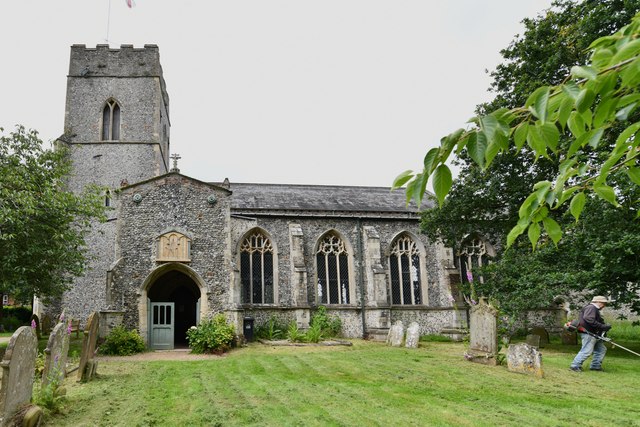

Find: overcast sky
1;0;555;187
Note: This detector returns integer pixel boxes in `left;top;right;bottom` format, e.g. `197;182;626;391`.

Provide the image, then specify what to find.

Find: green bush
0;316;21;332
255;316;286;340
3;306;32;323
186;314;236;354
99;326;146;356
310;306;342;337
286;321;306;343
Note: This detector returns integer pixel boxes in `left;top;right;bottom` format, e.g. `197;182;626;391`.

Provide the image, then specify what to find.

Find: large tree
0;125;105;312
395;1;640;316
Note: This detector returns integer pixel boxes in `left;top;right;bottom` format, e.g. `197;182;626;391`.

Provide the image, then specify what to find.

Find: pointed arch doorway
146;269;202;350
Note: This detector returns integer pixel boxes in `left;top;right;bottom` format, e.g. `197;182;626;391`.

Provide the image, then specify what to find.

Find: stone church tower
57;44;171;322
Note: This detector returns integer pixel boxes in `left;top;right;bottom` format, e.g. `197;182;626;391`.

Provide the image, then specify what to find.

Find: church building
55;44;470;349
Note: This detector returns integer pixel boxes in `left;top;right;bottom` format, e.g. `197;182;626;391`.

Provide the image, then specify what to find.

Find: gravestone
464;298;498;365
507;343;544;378
386;320;404;347
526;334;541;349
30;314;41;340
405;322;420;349
77;312;100;382
0;327;38;426
561;330;578;345
42;321;71;388
41;314;53;336
529;326;549;347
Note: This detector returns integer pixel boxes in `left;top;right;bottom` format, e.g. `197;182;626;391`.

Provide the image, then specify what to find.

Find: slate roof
221;182;434;216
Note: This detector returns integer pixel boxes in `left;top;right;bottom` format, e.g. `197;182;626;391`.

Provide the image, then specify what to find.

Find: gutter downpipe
357;218;366;338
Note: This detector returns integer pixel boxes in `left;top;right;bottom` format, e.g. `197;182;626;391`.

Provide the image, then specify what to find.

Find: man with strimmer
570;296;613;372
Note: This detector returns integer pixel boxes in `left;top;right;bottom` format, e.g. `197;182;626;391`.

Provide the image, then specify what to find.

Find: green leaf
519;193;538;220
432;164;452;208
571;65;598;81
621;57;640;87
576;88;596;114
616;102;637;121
611;38;640;63
466;131;486;169
507;221;528;248
480;115;499;143
392;170;414;189
567;111;586;138
627;167;640;185
542;217;562;246
526;86;550;123
405;177;418;205
423;148;440;176
527;124;548;158
587;128;605;149
591;48;613;68
484;140;501;166
593;183;620;207
539;122;560;152
527;221;541;250
570;192;586;222
557;97;574;130
615;121;640;148
513;121;529;151
562;81;581;101
594;98;618;128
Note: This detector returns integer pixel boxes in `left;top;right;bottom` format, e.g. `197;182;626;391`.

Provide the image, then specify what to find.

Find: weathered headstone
386;320;404;347
507;343;544;378
0;327;38;426
30;314;41;340
77;312;100;382
529;326;549;347
561;330;578;345
405;322;420;349
42;321;71;388
41;314;53;336
526;334;541;349
464;298;498;365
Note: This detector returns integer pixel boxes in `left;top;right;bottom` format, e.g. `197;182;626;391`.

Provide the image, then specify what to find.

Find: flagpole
105;0;112;44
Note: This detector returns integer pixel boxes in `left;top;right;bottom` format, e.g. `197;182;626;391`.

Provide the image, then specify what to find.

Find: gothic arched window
457;236;493;283
240;231;274;304
102;99;121;141
389;235;422;305
316;233;351;305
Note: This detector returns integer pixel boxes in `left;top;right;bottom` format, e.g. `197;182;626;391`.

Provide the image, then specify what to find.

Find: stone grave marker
30;314;41;340
0;326;39;426
465;298;498;365
77;312;100;382
386;320;404;347
529;326;549;347
41;314;53;336
42;321;71;388
405;322;420;349
507;343;544;378
526;334;541;349
561;329;578;345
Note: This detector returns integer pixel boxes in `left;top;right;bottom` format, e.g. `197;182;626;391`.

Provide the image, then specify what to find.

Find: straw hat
591;296;612;303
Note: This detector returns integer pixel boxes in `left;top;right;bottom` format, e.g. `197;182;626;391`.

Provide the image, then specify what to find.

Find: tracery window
316;233;351;305
389;235;422;305
458;237;491;283
102;99;121;141
240;231;274;304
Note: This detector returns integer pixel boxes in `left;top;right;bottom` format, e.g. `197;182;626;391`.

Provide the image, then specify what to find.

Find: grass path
45;340;640;426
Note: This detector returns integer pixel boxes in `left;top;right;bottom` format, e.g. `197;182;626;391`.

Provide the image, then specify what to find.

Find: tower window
102;99;121;141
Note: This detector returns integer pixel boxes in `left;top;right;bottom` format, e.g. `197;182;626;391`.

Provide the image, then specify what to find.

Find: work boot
589;367;604;371
569;366;582;372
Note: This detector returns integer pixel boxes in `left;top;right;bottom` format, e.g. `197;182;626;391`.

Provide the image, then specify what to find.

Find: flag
126;0;135;8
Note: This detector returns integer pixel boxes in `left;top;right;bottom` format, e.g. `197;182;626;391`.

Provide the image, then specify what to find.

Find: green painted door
150;302;174;350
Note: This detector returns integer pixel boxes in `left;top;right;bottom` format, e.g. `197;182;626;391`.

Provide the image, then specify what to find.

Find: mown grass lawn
44;339;640;427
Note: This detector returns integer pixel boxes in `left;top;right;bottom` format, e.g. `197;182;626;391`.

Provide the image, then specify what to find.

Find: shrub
3;306;32;323
186;314;235;354
310;306;342;337
305;323;324;343
286;321;306;343
99;326;146;356
255;316;286;340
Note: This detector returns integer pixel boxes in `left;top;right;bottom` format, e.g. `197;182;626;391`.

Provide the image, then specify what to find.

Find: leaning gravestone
0;327;39;426
529;326;550;347
77;312;100;382
405;322;420;349
465;298;498;365
526;334;541;349
41;314;53;336
561;329;578;345
386;320;404;347
42;321;71;388
507;343;544;378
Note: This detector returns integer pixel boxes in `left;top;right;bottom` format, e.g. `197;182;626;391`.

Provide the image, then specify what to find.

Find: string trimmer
565;320;640;357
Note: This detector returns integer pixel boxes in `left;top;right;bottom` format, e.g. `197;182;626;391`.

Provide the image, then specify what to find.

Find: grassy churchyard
36;332;640;427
